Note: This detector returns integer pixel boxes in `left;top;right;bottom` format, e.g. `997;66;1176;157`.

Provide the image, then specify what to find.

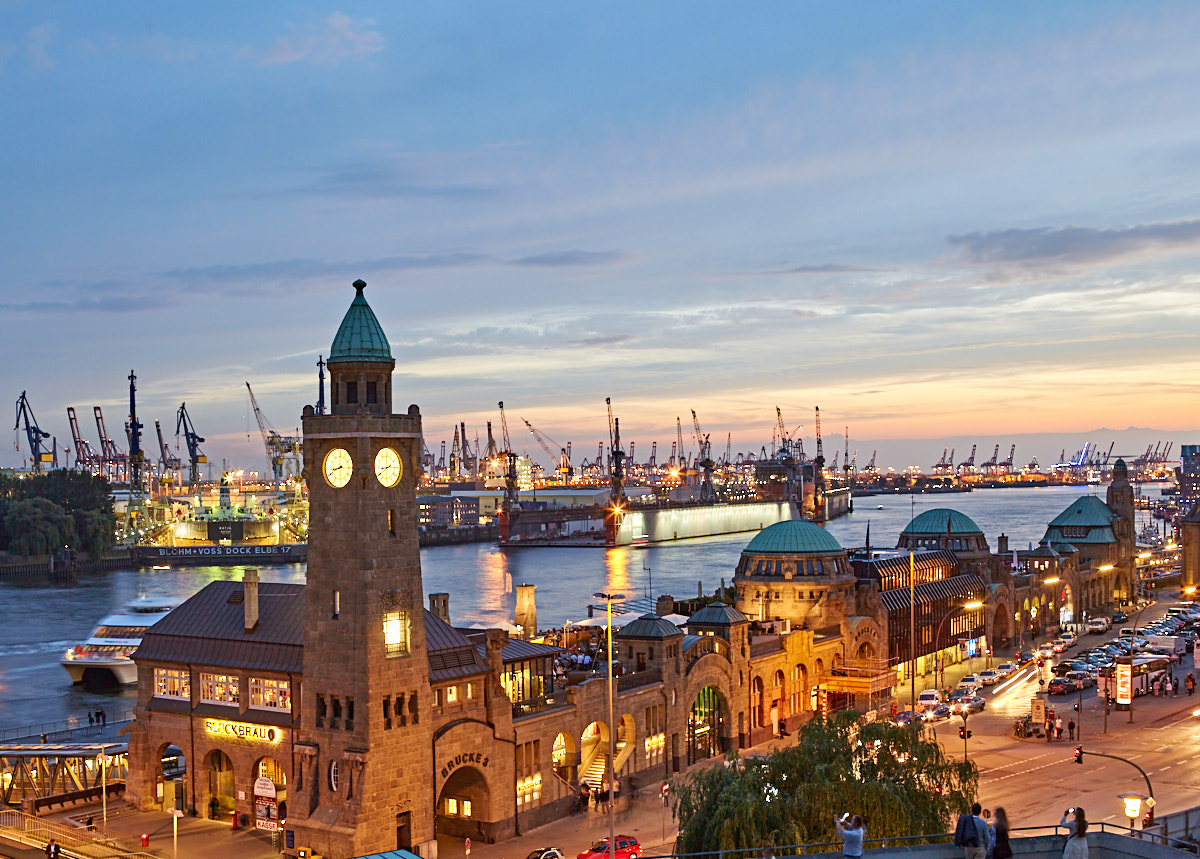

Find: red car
577;835;641;859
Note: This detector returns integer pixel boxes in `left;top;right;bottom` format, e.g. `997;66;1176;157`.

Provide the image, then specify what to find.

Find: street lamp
593;591;625;859
97;745;113;835
1119;791;1148;834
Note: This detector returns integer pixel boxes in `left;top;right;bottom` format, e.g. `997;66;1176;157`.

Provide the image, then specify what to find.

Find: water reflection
473;546;514;625
603;547;632;596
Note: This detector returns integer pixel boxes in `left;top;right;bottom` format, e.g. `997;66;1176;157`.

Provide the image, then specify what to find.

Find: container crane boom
523;418;571;484
13;391;53;473
497;402;519;509
606;398;626;505
245;382;301;493
175;402;207;488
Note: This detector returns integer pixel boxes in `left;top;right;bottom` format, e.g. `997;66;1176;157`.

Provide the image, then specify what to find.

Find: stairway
581;752;608;788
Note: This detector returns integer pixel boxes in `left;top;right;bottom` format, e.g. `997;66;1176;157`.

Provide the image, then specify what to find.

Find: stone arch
579;721;610;789
202;748;235;818
991;603;1011;647
791;663;809;713
688;685;727;765
751;675;765;728
1058;583;1074;625
614;714;636;773
149;740;187;812
437;765;490;841
252;755;287;829
551;731;575;781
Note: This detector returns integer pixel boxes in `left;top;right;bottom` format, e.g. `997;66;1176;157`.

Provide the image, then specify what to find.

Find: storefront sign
1030;698;1045;724
440;751;489;780
204;719;281;743
1116;663;1132;705
254;776;279;831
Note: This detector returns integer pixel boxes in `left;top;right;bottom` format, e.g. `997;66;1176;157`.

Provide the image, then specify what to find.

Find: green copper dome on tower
329;279;392;363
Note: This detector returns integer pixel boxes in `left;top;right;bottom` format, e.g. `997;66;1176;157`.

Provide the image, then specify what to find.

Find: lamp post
593;591;625;859
97;745;111;835
1119;792;1148;836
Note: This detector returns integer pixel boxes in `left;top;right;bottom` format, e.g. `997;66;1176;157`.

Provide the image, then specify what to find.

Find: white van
1146;635;1186;655
917;690;942;710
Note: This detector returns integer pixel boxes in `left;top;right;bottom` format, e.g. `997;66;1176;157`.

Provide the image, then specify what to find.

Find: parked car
1087;618;1110;634
1065;671;1095;688
1047;678;1077;695
578;836;640;859
978;669;1000;686
530;849;565;859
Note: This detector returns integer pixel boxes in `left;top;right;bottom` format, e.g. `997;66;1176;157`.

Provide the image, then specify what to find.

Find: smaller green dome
743;520;843;555
902;508;982;536
329;279;392;363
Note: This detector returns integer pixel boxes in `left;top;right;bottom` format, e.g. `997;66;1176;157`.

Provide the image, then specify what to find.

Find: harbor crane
155;419;181;478
13;391;53;473
690;409;716;502
175;402;207;489
67;406;99;474
496;402;520;510
606;398;626;506
982;444;1000;472
999;445;1016;472
94;406;127;483
245;383;301;494
957;444;977;474
675;417;687;472
523;417;572;484
125;370;147;538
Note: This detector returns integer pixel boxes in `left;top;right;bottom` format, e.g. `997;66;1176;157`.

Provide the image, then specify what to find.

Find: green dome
901;508;982;537
743;520;843;555
329;279;392;363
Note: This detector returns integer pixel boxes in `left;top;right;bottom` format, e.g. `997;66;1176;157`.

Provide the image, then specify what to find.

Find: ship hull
131;543;307;566
610;500;800;545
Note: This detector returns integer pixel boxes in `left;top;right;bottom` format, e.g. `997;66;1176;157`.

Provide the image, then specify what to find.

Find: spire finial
353;278;366;295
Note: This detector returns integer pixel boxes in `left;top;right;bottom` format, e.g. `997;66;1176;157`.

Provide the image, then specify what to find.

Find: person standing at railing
44;838;61;858
992;808;1012;859
835;813;865;859
1060;807;1088;859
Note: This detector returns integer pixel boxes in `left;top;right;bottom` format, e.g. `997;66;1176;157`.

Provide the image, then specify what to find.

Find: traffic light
1074;745;1083;764
958;726;972;739
1144;810;1154;826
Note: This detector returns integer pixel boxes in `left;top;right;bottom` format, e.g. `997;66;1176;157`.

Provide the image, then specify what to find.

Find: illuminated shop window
200;673;239;705
154;668;190;700
249;677;291;710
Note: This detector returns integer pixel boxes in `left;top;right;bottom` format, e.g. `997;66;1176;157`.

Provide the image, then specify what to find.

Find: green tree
74;508;116;554
4;497;79;557
0;471;115;554
672;711;977;855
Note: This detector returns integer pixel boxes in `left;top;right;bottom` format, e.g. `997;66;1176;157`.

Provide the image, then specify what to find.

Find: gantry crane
155;419;181;479
691;408;716;502
497;402;519;510
245;382;301;494
13;391;53;473
94;406;127;483
175;402;207;489
67;406;98;474
523;417;572;484
606;398;626;506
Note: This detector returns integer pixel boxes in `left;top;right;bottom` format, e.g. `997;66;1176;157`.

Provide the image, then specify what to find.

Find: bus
1097;655;1170;701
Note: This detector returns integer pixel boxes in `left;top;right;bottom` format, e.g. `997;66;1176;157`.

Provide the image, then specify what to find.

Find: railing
0;808;157;858
619;667;663;692
0;710;135;744
512;693;572;719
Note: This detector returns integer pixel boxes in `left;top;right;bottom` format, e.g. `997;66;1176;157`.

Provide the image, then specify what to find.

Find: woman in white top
1060;807;1088;859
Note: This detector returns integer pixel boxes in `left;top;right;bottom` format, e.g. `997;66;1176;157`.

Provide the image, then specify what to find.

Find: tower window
383;610;410;656
346;697;354;731
366;381;377;404
346;381;358;403
383;695;392;730
388;509;395;536
316;694;326;728
333;590;340;620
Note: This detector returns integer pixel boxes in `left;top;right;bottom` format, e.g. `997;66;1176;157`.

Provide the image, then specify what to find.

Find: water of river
0;485;1166;731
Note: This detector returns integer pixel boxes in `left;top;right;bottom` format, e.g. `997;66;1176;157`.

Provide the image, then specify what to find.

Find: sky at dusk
4;2;1200;475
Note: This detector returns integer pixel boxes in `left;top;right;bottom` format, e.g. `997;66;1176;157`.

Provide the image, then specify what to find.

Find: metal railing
0;710;134;744
0;808;157;858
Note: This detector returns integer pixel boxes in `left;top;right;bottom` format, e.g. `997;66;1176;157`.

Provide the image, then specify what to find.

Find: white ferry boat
61;596;182;686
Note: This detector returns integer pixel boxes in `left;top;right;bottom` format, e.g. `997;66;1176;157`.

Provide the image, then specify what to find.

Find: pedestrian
1187;673;1196;696
953;803;989;859
1067;719;1075;742
835;813;865;859
1174;677;1180;698
1045;718;1053;742
88;712;94;728
100;709;107;727
1055;717;1064;739
993;808;1013;859
1060;807;1089;859
45;838;61;858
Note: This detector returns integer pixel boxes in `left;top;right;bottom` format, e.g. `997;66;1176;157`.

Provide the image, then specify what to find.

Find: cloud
280;160;501;201
778;263;885;274
1;280;179;314
27;22;55;70
162;253;489;285
247;13;384;66
948;219;1200;267
570;334;635;347
512;250;628;267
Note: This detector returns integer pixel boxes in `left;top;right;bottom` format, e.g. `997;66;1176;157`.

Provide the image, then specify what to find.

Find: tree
4;498;78;557
74;509;115;554
672;711;977;855
0;471;114;554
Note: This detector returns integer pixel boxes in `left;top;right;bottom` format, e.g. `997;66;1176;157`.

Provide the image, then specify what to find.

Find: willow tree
672;711;976;855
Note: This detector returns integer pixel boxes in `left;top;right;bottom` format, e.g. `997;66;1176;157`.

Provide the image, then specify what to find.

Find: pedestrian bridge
0;742;127;809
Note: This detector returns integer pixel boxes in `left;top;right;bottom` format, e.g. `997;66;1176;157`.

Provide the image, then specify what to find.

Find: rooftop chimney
244;568;260;632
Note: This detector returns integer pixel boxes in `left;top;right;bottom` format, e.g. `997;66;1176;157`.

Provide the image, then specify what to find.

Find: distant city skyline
4;3;1200;471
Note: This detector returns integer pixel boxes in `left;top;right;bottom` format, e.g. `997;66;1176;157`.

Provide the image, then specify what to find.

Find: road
926;607;1200;831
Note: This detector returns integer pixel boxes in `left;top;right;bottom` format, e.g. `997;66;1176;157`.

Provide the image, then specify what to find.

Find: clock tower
287;280;436;858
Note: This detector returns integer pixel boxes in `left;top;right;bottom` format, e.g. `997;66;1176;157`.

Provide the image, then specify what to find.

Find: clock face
375;447;402;487
323;447;353;488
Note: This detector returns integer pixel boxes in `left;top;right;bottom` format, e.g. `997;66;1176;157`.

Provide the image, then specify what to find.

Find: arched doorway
991;605;1010;647
751;676;765;729
152;742;187;812
202;749;234;819
855;640;876;660
614;714;636;773
551;732;575;782
579;721;610;790
791;663;808;713
1058;584;1074;625
687;686;725;764
437;766;490;841
771;670;786;734
253;756;287;831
